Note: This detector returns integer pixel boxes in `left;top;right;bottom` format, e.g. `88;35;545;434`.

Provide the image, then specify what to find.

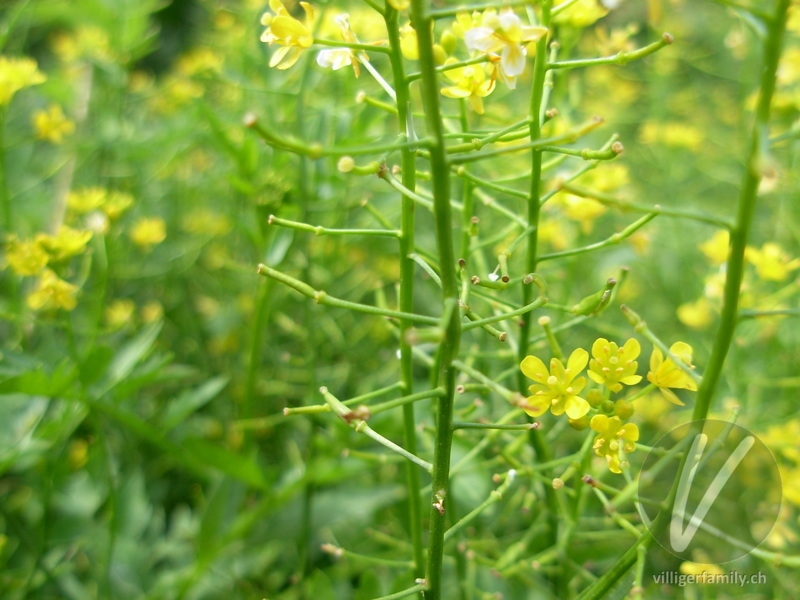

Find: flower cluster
520;336;699;473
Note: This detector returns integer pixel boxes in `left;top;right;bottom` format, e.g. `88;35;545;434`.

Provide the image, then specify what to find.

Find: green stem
268;214;400;237
560;182;733;229
548;33;673;71
692;0;789;423
409;1;462;597
257;263;439;325
514;2;565;595
385;3;426;582
576;3;791;597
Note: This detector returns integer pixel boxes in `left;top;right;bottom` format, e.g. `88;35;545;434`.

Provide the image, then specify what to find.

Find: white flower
316;48;354;71
463;10;547;87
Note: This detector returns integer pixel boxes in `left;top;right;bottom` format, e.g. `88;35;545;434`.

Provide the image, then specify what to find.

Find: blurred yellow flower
131;217;166;250
36;226;92;262
141;300;164;323
50;27;113;63
590;414;638;474
557;194;607;234
182;208;232;237
33;105;75;144
0;56;46;105
520;348;590;419
587;337;642;392
677;297;715;329
105;298;136;329
647;342;698;406
4;235;49;275
639;121;703;150
440;59;495;114
400;24;418;60
176;47;224;76
68;187;107;215
387;0;409;9
260;0;315;70
553;0;608;28
746;242;800;281
27;269;78;311
67;439;89;470
678;562;725;582
699;230;729;265
102;190;134;220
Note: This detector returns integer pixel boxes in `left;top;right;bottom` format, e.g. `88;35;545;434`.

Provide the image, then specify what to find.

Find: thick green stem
692;0;789;422
576;3;791;597
385;3;426;580
409;1;461;597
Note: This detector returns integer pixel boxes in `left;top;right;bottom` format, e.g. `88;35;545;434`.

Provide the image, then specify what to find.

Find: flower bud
568;415;590;431
586;389;604;408
440;30;457;55
614;400;634;420
433;44;447;66
600;400;615;414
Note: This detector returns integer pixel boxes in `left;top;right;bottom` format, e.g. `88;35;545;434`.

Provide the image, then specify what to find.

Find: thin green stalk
385;4;426;581
257;263;439;325
560;182;733;229
268;214;400;237
514;2;565;595
409;1;462;597
548;33;673;71
538;213;657;262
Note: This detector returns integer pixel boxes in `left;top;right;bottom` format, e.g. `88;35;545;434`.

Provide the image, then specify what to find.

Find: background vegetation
0;0;798;598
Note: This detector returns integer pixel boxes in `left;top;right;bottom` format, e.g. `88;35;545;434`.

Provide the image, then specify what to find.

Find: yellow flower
67;187;107;215
0;56;46;106
387;0;410;9
141;300;164;323
4;235;48;275
36;226;92;262
105;298;136;329
552;0;608;28
440;59;495;114
260;0;315;70
520;348;590;419
176;47;224;76
646;342;698;406
131;217;166;250
590;414;639;474
463;10;547;88
400;24;418;60
33;104;75;144
587;338;642;393
746;242;800;281
102;190;134;220
678;562;725;582
677;297;715;329
699;230;729;265
27;269;78;311
556;194;607;234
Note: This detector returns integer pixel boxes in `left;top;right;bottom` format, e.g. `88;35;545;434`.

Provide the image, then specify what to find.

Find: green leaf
182;438;268;490
102;322;162;390
161;376;229;431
